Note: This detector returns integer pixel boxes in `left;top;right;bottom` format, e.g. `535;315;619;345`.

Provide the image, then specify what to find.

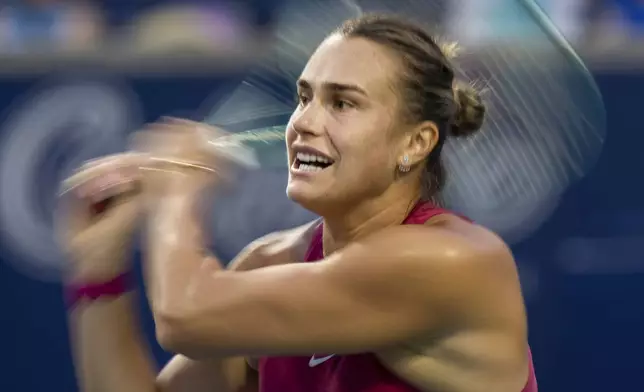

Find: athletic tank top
259;201;538;392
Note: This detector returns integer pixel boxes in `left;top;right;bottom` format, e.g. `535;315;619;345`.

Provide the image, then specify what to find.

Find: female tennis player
60;14;537;392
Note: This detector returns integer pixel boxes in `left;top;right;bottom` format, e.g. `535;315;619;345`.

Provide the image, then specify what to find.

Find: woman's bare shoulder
228;220;321;271
423;212;510;256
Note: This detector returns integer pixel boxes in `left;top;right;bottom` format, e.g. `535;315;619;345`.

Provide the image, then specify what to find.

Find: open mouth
293;152;334;172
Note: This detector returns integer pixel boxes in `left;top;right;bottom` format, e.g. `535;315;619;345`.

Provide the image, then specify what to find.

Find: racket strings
202;0;605;239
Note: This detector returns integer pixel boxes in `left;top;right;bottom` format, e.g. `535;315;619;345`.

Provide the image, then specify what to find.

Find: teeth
297;164;323;172
296;152;330;164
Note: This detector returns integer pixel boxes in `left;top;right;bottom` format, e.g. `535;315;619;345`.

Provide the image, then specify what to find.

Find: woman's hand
58;153;145;283
57;118;230;282
132;117;232;198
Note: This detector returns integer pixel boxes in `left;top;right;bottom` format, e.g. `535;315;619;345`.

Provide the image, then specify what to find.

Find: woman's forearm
69;293;158;392
69;294;257;392
144;190;225;350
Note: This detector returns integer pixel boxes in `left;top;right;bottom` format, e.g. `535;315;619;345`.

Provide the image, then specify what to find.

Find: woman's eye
298;94;310;105
333;99;353;111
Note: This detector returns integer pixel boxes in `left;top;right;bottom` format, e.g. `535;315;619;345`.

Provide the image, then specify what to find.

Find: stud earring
398;155;411;172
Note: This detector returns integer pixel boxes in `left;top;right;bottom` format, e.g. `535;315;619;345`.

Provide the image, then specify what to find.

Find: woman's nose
291;102;325;136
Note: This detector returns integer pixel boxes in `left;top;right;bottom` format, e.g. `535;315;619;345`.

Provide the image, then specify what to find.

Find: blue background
0;70;643;392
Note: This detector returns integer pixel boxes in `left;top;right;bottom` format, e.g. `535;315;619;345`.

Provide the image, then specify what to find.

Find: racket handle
87;186;141;217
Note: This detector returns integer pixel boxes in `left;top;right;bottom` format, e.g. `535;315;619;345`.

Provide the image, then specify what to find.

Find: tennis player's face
286;35;408;211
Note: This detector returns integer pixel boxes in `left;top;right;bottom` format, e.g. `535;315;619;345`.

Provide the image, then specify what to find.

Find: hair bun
451;82;486;137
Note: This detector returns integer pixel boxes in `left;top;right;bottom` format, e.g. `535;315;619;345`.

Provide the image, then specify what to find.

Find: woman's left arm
145;187;516;359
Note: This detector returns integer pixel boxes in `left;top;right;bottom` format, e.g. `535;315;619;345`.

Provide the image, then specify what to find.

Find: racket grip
90;197;114;215
87;185;141;217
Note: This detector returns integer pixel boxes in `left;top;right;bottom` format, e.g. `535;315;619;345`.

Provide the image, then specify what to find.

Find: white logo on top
308;354;335;367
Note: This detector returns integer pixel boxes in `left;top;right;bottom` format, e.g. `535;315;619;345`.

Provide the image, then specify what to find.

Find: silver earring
398;155;411;172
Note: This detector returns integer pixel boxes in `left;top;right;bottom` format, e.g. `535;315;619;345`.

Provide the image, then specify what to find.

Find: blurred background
0;0;642;391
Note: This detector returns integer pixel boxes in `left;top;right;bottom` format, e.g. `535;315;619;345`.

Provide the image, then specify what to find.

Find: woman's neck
321;185;420;256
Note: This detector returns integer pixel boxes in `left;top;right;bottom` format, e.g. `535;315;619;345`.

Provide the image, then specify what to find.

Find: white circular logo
0;80;141;281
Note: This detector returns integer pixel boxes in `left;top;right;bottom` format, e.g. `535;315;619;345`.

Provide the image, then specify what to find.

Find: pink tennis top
259;201;538;392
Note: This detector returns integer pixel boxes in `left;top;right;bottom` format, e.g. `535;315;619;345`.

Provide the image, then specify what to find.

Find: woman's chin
286;183;331;212
287;183;315;203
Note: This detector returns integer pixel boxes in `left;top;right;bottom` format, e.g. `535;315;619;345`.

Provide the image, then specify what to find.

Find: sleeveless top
259;201;538;392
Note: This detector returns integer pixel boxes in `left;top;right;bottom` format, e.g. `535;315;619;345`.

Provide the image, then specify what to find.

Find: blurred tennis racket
201;0;605;242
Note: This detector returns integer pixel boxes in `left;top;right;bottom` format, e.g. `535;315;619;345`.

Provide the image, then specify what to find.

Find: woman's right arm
67;222;313;392
69;288;256;392
62;156;260;392
61;152;314;391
